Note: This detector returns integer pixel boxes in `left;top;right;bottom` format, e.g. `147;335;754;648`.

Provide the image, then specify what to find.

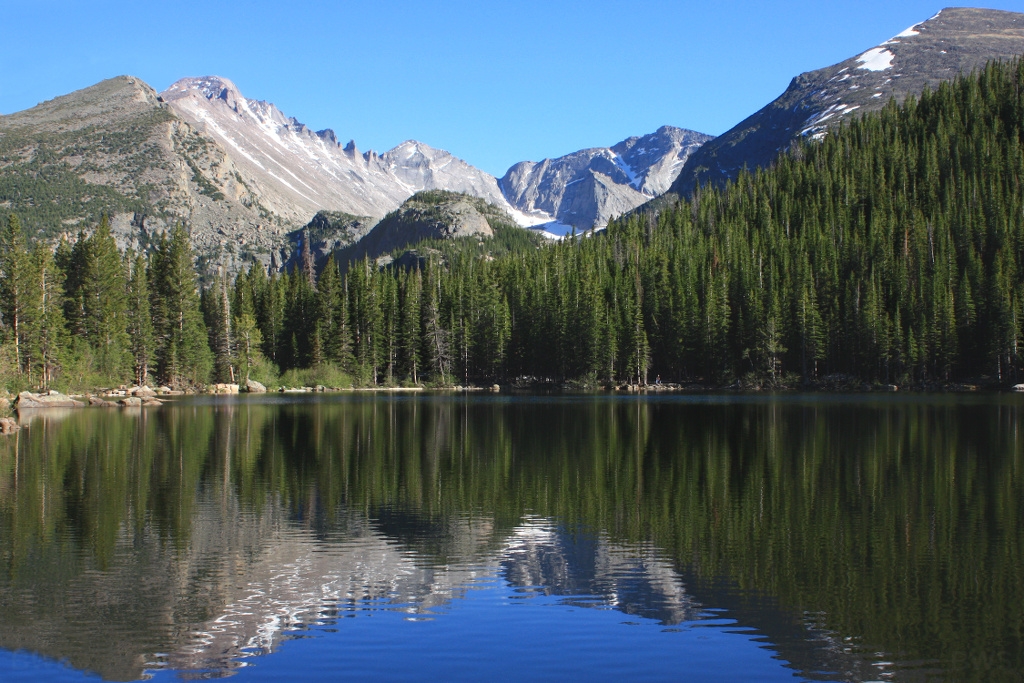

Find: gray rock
119;397;143;407
340;191;510;266
245;379;267;393
16;391;82;409
500;126;712;231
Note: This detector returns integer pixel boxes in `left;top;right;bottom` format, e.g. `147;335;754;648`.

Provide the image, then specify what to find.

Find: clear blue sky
2;1;1022;176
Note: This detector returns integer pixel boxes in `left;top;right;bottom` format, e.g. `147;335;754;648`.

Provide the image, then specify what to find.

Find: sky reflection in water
1;393;1021;681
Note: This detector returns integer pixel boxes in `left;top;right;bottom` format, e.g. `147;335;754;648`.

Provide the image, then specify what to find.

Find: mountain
337;190;525;267
501;126;712;232
0;72;706;266
0;75;283;270
280;210;374;273
160;77;529;224
669;7;1024;197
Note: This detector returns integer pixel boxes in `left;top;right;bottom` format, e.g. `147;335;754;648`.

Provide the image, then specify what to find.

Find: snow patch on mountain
857;47;895;71
608;150;640;190
500;126;713;230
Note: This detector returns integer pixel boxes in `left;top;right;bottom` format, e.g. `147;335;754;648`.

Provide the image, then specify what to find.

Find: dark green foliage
150;225;213;388
201;272;235;382
263;57;1024;386
62;216;131;382
0;214;33;374
23;244;69;388
125;251;154;386
0;214;215;391
5;57;1024;389
0;108;174;239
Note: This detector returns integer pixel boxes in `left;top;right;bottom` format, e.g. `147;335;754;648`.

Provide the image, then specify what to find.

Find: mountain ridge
0;72;704;268
501;125;712;231
668;6;1024;198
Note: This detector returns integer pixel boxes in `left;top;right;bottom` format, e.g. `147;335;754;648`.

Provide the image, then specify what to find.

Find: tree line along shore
4;58;1024;397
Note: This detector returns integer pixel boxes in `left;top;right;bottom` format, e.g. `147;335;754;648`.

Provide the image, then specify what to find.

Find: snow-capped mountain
0;71;708;271
160;76;534;225
670;7;1024;197
501;126;712;232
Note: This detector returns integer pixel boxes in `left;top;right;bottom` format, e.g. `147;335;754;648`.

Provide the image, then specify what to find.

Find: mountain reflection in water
0;394;1022;681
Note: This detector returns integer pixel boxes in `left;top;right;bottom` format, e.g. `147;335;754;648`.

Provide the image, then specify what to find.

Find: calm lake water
0;393;1021;682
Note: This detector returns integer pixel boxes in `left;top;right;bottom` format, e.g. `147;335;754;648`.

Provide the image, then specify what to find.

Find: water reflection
0;394;1022;681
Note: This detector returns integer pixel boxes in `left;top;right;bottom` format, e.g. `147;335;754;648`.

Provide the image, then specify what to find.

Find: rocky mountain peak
162;76;247;111
316;128;339;146
1;75;162;133
500;126;712;231
156;76;532;230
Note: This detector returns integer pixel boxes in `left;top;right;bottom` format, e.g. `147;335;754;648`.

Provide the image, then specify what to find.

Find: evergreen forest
4;58;1024;391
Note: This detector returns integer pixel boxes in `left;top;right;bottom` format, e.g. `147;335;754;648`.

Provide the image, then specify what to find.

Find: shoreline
5;378;1022;415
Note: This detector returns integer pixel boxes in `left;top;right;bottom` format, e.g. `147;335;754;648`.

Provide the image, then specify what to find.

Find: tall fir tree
0;214;32;374
125;251;154;386
150;225;213;388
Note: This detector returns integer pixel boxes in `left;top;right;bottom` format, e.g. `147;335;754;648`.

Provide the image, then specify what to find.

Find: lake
0;393;1021;681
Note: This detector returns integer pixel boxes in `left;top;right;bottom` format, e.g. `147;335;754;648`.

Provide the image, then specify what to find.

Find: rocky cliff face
341;190;503;266
669;7;1024;197
280;210;374;273
501;126;712;232
160;77;533;225
0;76;548;274
1;73;710;266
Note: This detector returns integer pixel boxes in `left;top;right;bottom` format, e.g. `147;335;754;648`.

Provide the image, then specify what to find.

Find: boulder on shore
119;397;142;407
16;391;84;409
0;417;20;434
210;383;239;394
245;378;267;393
88;396;117;407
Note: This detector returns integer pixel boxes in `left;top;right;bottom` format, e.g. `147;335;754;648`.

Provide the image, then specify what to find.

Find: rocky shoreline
2;375;1020;428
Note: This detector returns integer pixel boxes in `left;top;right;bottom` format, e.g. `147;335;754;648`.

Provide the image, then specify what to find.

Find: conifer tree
150;225;212;387
24;245;68;389
78;216;130;381
202;271;235;382
125;251;154;386
0;214;31;373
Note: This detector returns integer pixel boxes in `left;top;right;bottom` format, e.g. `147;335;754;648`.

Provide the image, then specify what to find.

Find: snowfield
856;48;895;72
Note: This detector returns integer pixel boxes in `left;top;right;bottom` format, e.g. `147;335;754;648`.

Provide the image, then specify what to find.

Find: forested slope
4;59;1024;391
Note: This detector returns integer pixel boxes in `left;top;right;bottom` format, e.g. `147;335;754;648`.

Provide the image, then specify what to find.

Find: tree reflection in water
0;394;1021;681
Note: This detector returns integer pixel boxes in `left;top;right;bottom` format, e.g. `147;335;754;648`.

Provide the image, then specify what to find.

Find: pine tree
150;225;213;388
125;251;154;386
0;215;32;374
23;245;69;389
202;271;235;383
232;311;264;384
78;216;130;382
